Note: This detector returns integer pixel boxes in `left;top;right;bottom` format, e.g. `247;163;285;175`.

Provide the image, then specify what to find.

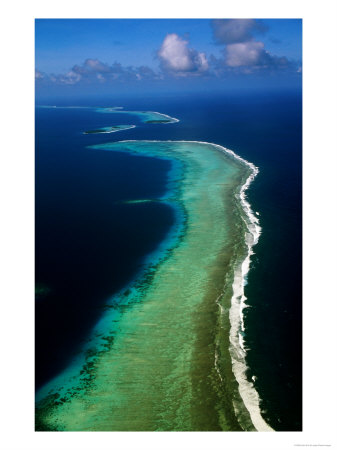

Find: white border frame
1;1;337;449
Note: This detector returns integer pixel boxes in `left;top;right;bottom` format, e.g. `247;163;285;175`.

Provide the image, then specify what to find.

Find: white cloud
210;20;293;72
35;59;163;85
96;73;105;82
158;33;208;74
57;70;82;85
223;40;290;69
225;41;266;67
72;59;111;74
35;70;44;79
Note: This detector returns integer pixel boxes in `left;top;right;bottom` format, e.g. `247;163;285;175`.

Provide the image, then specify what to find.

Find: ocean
35;89;302;431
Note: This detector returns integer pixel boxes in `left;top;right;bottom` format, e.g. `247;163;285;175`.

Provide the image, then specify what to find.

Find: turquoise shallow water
36;150;185;406
36;139;267;431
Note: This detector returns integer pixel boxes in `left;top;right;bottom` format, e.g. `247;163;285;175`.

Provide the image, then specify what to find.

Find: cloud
46;70;82;85
35;23;299;88
209;19;294;73
70;59;162;82
96;73;105;82
225;41;265;67
210;42;292;74
35;70;44;79
72;58;112;74
225;41;290;68
136;65;160;80
157;33;208;75
35;58;162;86
58;70;82;84
211;19;267;45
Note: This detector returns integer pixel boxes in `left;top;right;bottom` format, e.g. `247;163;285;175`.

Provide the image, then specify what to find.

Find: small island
84;125;135;134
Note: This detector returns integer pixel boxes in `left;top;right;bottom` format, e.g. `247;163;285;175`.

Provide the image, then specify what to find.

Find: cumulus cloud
211;19;267;44
225;41;290;68
225;41;265;67
158;33;208;75
209;19;294;73
210;41;291;72
35;21;299;87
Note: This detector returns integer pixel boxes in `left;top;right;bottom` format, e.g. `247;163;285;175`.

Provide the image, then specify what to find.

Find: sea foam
217;144;273;432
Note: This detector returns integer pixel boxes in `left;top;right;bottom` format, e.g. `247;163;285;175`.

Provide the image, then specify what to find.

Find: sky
35;19;302;97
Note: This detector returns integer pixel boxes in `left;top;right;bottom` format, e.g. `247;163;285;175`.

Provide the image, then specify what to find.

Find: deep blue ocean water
35;89;302;431
35;107;176;388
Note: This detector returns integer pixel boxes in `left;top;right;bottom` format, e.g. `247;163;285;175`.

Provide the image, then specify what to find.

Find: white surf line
211;143;273;432
109;139;273;432
208;142;273;432
149;111;180;123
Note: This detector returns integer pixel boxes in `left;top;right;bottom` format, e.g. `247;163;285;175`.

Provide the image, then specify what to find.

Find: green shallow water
36;141;254;431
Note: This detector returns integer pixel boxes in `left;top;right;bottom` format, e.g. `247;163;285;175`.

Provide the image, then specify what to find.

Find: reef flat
36;140;269;431
37;105;179;124
95;107;179;123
